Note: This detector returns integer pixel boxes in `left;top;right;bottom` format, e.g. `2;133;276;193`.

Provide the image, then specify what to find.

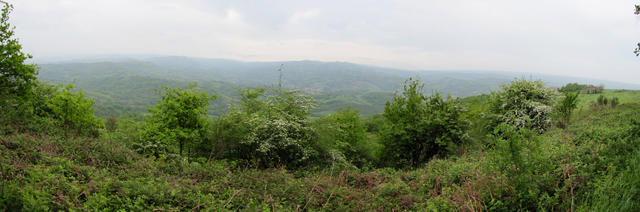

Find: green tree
315;107;374;168
554;91;579;128
47;83;104;137
487;78;557;133
559;83;584;93
0;2;37;101
141;84;216;156
380;78;468;168
207;88;263;161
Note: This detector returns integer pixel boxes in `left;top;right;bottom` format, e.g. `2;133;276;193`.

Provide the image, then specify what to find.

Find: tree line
121;77;583;170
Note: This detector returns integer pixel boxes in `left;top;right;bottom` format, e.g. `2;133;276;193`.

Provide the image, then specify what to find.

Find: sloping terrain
37;56;640;118
2;91;639;211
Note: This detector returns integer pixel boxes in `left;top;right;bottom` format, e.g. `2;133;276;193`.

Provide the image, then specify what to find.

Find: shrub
314;107;376;168
584;150;640;211
380;78;468;168
140;84;216;156
559;83;583;93
597;95;607;106
487;123;557;210
554;91;579;128
0;81;58;135
105;117;117;132
559;83;603;94
218;87;317;168
487;78;557;133
610;97;620;108
47;83;104;137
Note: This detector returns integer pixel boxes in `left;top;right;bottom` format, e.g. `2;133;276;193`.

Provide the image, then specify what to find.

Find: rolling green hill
36;56;640;118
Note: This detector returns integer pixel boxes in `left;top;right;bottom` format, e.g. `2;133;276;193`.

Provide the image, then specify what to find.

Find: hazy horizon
11;0;640;84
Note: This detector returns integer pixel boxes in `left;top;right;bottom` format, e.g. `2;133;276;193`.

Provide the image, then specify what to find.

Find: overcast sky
10;0;640;83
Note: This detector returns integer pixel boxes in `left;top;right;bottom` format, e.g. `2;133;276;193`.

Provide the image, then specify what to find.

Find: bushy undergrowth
2;102;639;211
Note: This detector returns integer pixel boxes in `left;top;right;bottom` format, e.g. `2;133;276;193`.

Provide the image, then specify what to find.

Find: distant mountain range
36;55;640;118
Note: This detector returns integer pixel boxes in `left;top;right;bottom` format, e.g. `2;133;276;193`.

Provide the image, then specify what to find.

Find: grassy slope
576;89;640;108
1;91;639;211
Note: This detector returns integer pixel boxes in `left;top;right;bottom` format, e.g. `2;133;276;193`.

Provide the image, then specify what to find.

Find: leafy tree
141;84;216;156
487;78;557;134
0;1;41;131
315;107;374;168
207;88;262;161
47;83;104;137
380;78;468;168
0;2;37;101
554;91;579;128
558;83;602;94
364;114;388;133
559;83;583;93
584;84;604;94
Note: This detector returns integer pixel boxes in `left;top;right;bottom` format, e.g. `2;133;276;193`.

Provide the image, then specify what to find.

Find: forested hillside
37;56;640;118
3;1;640;211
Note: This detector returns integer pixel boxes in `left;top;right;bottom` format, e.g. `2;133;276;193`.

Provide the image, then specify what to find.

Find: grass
576;89;640;108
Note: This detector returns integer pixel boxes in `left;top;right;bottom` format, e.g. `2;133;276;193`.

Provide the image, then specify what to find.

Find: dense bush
487;78;557;133
314;107;377;168
47;83;104;137
559;83;603;94
584;150;640;211
139;84;216;156
215;87;317;168
487;123;557;210
380;78;468;168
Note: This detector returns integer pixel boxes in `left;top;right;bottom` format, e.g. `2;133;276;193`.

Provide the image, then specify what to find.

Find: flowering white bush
487;79;558;133
224;88;317;168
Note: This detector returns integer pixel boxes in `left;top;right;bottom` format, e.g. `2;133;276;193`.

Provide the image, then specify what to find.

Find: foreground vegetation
2;2;640;211
2;93;639;211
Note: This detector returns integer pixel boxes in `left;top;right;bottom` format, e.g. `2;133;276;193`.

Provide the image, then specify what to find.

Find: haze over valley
37;55;640;117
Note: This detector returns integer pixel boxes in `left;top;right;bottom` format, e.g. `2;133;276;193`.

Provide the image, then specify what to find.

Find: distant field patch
577;89;640;108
